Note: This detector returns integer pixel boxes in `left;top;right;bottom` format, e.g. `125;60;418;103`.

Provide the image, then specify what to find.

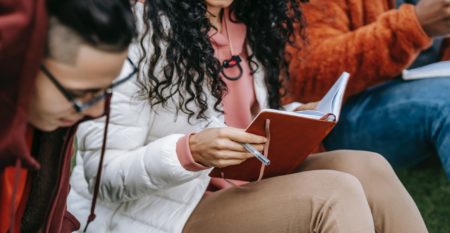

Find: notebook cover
210;111;336;181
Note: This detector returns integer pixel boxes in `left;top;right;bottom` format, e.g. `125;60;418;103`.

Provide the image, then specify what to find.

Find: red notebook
210;72;350;181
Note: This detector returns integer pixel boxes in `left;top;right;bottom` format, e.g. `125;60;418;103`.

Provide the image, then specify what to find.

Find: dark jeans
324;78;450;179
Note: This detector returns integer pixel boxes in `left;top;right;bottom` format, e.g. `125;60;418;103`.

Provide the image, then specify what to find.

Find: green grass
396;157;450;233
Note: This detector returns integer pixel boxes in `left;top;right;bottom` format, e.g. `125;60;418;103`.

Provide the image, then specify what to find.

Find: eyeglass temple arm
40;64;76;101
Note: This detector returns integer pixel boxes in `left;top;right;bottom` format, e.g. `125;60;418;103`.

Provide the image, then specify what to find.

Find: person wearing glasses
0;0;136;232
34;55;137;130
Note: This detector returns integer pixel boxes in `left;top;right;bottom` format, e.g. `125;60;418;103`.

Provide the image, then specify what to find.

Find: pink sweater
176;8;255;191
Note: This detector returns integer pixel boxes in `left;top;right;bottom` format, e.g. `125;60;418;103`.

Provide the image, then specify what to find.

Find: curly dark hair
139;0;307;120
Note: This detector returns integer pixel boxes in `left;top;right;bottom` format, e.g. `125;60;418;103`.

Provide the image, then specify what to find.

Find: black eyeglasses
40;57;138;112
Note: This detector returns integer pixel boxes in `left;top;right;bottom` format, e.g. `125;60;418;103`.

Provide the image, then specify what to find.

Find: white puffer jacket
68;52;277;233
68;4;300;233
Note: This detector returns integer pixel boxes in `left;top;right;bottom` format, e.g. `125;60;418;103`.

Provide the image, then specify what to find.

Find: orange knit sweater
286;0;450;103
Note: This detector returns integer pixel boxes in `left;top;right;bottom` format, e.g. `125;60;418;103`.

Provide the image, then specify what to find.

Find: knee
415;95;450;123
332;171;363;193
431;101;450;125
366;151;394;172
350;150;397;179
329;171;366;198
287;170;366;198
331;150;396;178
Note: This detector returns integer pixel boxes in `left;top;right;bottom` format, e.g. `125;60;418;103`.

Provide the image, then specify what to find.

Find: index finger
218;127;267;144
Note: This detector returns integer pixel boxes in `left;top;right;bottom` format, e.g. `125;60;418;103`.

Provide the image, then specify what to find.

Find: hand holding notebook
210;72;350;181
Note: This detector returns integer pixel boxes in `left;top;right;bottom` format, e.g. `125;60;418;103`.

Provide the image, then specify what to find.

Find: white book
296;71;350;121
314;71;350;120
258;72;351;121
403;61;450;80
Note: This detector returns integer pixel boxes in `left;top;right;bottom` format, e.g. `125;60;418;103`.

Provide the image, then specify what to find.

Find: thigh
183;170;374;233
298;150;429;233
325;78;450;167
298;150;398;209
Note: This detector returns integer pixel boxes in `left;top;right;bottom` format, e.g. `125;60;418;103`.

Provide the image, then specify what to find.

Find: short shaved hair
46;17;84;64
45;0;136;65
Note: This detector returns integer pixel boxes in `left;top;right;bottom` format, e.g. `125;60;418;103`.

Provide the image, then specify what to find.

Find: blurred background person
287;0;450;179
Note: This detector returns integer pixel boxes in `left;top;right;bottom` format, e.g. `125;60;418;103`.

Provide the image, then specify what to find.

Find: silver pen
210;117;271;166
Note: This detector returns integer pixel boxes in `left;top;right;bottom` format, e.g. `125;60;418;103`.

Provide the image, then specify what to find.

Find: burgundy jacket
0;1;81;232
4;1;123;231
20;104;112;233
20;127;81;233
0;0;48;169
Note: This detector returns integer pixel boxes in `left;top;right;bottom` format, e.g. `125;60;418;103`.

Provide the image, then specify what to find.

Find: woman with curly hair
67;0;428;232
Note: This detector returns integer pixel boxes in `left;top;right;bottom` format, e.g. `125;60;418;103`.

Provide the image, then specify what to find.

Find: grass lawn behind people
397;157;450;233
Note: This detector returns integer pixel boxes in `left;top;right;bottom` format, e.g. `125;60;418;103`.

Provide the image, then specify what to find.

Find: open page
403;61;450;80
258;109;324;120
257;72;350;122
314;72;350;120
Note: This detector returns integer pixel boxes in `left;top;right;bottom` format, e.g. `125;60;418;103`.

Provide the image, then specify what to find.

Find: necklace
220;12;243;81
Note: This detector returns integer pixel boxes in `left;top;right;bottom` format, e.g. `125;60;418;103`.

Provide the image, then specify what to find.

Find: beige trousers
183;150;428;233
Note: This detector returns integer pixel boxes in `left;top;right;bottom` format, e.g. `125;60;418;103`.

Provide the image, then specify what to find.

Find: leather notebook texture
210;72;350;181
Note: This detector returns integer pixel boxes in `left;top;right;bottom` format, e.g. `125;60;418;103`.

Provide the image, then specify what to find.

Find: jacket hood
0;0;48;169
